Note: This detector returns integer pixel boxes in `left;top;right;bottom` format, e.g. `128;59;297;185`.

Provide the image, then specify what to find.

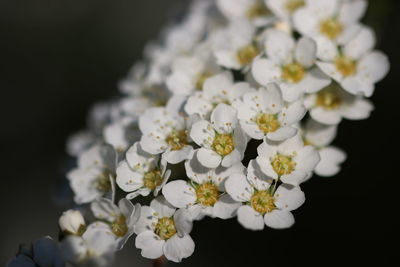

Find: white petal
293;9;319;37
91;198;119;222
190;120;215;148
225;173;253;202
310;107;342;125
340;98;374;120
246;160;273;191
316;61;343;83
267;126;297;141
265;29;295;65
274;184;305;211
260;83;284;113
150;196;177;218
174;209;193;237
303;68;332;94
221;149;242;168
184;95;213;118
357;51;390;84
251;58;281;86
140;134;167;155
295;145;321;173
197;148;222;168
315;37;338;62
264;210;295;229
344;27;375;60
135;231;164;259
237;205;264;231
162;180;196;209
211;103;237;134
163;146;193;164
134;206;158;235
213;194;241;219
164;235;195;263
116;161;144;193
279;100;306;126
339;0;368;26
315;146;347;177
295;37;317;68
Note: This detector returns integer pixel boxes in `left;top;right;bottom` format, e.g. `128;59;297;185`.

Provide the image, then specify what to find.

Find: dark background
1;0;398;266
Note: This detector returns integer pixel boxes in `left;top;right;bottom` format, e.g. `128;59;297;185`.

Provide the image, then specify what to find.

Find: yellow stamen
237;44;260;66
165;130;188;151
281;62;306;83
250;190;276;214
155;217;177;240
212;134;235;156
271;154;296;176
320;18;343;40
195;182;220;207
255;113;280;133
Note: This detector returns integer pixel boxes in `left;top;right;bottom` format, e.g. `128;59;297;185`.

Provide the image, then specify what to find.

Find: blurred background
0;0;398;266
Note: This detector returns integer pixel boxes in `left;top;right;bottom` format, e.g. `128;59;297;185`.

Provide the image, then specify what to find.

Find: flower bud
59;210;86;236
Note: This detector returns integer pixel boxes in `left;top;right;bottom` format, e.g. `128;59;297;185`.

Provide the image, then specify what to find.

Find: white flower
266;0;306;22
256;134;320;186
67;144;117;204
225;160;305;230
236;83;306;141
90;198;141;250
304;82;374;125
190;103;249;168
162;154;244;220
103;117;141;153
211;20;259;70
184;71;251;118
217;0;273;27
166;45;220;96
66;131;96;157
8;237;63;267
316;27;389;97
252;29;331;102
60;230;117;267
301;119;346;177
293;0;367;59
139;102;193;164
134;196;195;263
59;210;86;236
116;142;171;199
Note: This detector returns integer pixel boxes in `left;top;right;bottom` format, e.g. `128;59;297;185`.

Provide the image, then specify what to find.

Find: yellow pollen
319;18;343;40
315;86;342;110
143;170;163;190
195;182;220;207
155;217;177;240
255;113;280;134
111;215;128;237
96;171;112;192
281;62;306;83
165;130;188;151
247;1;270;19
250;190;276;214
335;55;357;77
271;154;296;176
303;138;314;147
285;0;305;13
195;72;212;91
237;44;260;66
212;134;235;156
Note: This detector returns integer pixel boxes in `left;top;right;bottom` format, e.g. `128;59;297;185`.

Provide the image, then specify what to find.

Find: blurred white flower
59;210;86;236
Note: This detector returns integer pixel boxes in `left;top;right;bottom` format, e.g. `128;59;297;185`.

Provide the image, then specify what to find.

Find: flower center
316;86;342;110
195;72;212;91
271;154;296;176
255;113;280;134
285;0;305;13
212;133;235;156
250;190;276;214
237;44;260;66
111;215;128;237
143;169;163;190
335;55;357;77
155;217;177;240
319;18;343;40
247;1;270;19
165;130;188;151
96;171;112;192
195;182;220;207
281;62;306;83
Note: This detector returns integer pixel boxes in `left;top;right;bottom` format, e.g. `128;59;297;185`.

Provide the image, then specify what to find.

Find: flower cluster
9;0;389;266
